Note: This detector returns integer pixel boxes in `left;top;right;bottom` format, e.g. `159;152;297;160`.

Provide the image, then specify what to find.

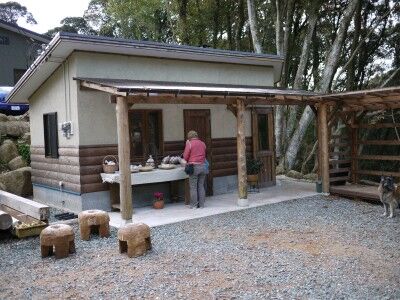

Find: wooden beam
0;210;12;230
317;103;330;193
236;98;248;206
80;80;125;96
116;96;133;220
350;113;359;183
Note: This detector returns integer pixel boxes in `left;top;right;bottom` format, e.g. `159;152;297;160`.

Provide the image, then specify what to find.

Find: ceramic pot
153;199;164;209
247;174;259;185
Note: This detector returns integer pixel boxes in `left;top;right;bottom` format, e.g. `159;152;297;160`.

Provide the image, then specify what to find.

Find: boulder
303;173;318;181
20;132;31;144
287;170;303;179
0;113;8;122
0;167;32;196
0;182;5;191
2;121;30;137
0;139;19;163
275;165;285;175
8;156;27;170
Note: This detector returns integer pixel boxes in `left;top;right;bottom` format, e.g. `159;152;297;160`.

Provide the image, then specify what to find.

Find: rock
1;121;30;137
287;170;303;179
0;139;19;163
303;173;318;181
20;132;31;144
276;165;285;175
0;182;5;191
0;113;8;122
8;156;27;170
0;167;32;196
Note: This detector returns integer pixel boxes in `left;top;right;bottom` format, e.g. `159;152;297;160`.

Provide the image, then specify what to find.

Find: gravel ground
0;195;399;299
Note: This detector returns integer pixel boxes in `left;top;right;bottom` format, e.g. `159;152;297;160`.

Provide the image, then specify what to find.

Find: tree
0;1;36;24
46;17;97;37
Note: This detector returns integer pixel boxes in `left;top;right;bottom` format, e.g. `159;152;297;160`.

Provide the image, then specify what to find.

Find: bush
18;143;30;165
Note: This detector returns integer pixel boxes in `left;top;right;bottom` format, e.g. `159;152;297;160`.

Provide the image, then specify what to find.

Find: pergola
77;77;400;219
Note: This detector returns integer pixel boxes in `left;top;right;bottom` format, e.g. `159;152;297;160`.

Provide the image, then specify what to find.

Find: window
129;110;163;162
257;113;270;151
0;36;9;45
14;69;26;84
43;113;59;158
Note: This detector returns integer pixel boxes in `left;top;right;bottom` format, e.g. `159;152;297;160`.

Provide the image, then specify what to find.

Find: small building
7;33;319;216
0;20;50;86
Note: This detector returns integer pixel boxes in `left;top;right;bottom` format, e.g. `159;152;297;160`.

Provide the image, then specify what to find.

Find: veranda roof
75;77;320;106
310;86;400;111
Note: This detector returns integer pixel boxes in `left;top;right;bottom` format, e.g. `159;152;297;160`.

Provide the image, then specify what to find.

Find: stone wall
0;113;32;196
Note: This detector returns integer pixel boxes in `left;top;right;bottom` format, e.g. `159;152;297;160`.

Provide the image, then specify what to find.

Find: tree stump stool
118;223;151;258
78;210;110;241
40;224;75;259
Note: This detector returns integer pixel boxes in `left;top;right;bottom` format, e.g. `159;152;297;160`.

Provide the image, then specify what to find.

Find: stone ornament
118;223;151;258
40;224;75;259
78;209;110;240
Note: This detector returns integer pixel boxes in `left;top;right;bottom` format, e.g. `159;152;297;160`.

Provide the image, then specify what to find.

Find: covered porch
108;176;318;228
77;77;323;220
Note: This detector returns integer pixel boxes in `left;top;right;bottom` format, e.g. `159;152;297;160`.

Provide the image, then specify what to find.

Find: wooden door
183;109;213;195
252;108;276;187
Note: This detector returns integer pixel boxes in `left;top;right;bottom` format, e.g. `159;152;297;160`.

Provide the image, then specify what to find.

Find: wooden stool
78;210;110;240
118;223;151;258
40;224;75;259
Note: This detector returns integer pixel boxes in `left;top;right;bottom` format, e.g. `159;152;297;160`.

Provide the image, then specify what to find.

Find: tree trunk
283;0;359;170
246;0;262;53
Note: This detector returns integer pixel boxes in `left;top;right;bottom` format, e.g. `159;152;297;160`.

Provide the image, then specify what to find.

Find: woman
183;130;207;209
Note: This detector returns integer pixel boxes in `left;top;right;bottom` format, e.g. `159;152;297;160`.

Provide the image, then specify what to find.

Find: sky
1;0;91;34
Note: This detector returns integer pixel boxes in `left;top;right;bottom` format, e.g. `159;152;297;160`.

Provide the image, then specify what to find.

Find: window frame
43;112;59;158
128;109;163;163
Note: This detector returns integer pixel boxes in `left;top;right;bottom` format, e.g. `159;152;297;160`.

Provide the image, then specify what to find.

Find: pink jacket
183;138;206;164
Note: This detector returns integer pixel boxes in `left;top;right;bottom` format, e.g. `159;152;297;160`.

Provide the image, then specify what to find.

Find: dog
378;176;400;218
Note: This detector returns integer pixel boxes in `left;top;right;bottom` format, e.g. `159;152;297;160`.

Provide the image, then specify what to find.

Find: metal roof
75;77;317;97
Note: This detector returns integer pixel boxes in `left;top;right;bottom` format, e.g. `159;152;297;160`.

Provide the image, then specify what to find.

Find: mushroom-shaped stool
78;209;110;240
40;224;75;259
117;223;151;258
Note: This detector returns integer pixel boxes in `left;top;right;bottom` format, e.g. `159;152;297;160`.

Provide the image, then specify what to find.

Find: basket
102;155;119;173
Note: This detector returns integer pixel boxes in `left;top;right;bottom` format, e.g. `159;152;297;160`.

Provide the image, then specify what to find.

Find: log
236;98;248;206
318;103;330;193
116;96;133;220
0;190;50;221
0;210;12;230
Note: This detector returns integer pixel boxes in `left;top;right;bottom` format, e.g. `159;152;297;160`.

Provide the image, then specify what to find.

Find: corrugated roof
75;77;318;97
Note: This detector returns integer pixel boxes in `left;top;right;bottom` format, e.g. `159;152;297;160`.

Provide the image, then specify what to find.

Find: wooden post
317;103;330;194
116;96;133;220
350;112;359;184
236;98;248;206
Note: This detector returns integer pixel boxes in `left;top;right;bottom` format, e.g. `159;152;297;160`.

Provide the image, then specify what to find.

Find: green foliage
46;17;97;38
246;157;263;175
0;1;36;24
18;143;30;165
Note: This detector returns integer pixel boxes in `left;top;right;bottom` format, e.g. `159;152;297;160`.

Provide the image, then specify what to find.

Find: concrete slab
109;176;318;228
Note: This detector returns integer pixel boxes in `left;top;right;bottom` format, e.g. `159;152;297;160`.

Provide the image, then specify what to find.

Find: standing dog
378;176;400;218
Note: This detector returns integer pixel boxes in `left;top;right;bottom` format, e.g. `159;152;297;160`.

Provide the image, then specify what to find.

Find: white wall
29;59;79;147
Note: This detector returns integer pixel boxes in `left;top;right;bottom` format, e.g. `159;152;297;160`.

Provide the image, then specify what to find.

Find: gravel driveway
0;195;399;299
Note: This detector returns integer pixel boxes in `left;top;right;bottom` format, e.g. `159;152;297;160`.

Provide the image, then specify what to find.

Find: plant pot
247;174;259;185
153;199;164;209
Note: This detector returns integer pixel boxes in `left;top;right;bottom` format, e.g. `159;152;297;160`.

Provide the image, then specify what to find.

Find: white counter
101;167;188;185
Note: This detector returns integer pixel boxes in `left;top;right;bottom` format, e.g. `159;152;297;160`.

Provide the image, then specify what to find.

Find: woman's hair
187;130;198;140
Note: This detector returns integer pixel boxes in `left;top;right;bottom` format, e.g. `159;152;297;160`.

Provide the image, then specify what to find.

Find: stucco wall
29;59;79;147
73;52;274;87
0;28;43;86
77;89;252;145
74;51;274;145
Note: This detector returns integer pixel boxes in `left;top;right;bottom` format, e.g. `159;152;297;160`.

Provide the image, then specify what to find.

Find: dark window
129;110;163;162
257;114;270;151
43;113;59;158
14;69;26;84
0;36;9;45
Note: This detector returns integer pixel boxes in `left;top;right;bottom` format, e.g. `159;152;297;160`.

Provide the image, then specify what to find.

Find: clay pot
153;199;164;209
247;174;259;185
